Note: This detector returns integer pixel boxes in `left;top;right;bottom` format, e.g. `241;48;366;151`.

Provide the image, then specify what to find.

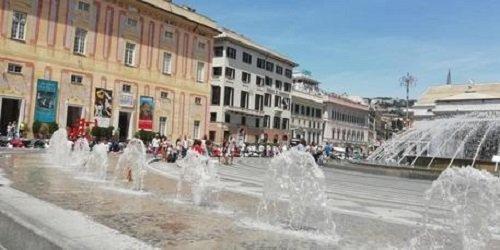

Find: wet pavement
0;151;499;249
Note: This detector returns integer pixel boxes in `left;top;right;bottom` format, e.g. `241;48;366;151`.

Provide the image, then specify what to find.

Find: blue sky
177;0;500;99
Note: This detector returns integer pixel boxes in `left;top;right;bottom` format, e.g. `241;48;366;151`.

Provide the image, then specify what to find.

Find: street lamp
399;72;417;123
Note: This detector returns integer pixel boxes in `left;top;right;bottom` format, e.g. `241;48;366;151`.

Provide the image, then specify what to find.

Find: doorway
118;111;131;141
66;106;82;128
0;98;21;136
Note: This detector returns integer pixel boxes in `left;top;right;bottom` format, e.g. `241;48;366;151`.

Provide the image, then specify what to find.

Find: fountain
115;138;146;191
367;112;500;170
176;150;220;206
70;137;90;169
82;142;109;181
257;147;337;238
410;166;499;249
47;128;71;167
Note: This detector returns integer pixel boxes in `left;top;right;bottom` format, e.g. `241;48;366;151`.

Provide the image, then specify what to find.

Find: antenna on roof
446;69;451;85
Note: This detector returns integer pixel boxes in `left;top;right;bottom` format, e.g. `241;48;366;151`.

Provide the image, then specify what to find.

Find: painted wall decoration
138;96;154;130
34;79;58;123
94;88;113;127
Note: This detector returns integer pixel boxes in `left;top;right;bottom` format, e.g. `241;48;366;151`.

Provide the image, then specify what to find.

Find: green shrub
91;126;115;140
134;129;156;143
32;120;42;136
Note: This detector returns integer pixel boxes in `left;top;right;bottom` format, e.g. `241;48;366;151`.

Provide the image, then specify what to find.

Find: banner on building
138;96;154;130
119;93;134;107
94;88;113;127
34;79;58;123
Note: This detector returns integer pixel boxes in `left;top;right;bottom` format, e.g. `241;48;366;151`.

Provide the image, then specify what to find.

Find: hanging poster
34;79;58;123
138;96;154;130
94;88;113;127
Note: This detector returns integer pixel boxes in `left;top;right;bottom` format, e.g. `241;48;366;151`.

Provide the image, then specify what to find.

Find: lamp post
399;73;417;124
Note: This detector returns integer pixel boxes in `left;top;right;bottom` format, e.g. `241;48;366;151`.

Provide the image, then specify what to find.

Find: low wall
325;160;443;180
0;205;62;250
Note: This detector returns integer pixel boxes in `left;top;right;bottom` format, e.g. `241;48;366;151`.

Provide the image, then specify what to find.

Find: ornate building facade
290;72;325;144
0;0;219;140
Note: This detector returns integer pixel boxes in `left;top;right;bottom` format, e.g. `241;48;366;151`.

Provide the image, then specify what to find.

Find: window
242;52;252;64
242;72;251;83
316;109;322;118
225;67;235;80
196;61;205;82
285;69;292;78
265;76;272;86
214;46;223;57
255;118;260;128
273;117;280;129
294;104;300;114
161;91;169;99
124;42;136;66
194;97;202;105
70;74;83;84
73;28;87;55
225;113;231;123
193;121;200;139
212;67;222;77
274;95;282;108
198;41;206;50
209;131;216;141
254;94;263;111
7;63;22;74
210;112;217;122
122;84;131;93
284;82;291;92
306;107;311;116
241;116;246;126
240;91;249;109
257;58;265;69
164;30;174;39
282;118;289;130
256;76;264;86
276;65;283;75
211;86;221;105
77;1;90;11
127;18;137;27
162;52;172;74
223;86;234;106
283;98;290;110
11;11;27;41
301;105;305;115
263;115;270;128
159;117;167;135
265;61;274;72
226;47;236;59
264;93;271;107
275;80;282;90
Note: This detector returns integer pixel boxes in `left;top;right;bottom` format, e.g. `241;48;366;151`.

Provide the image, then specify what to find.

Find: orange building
0;0;219;140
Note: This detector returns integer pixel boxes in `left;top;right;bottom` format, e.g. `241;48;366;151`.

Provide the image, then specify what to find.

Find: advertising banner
34;79;58;123
138;96;154;130
119;93;134;107
94;88;113;127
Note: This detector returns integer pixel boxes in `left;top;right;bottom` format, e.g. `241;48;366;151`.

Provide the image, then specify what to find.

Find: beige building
290;72;325;144
414;83;500;120
323;94;370;153
208;28;297;144
0;0;219;140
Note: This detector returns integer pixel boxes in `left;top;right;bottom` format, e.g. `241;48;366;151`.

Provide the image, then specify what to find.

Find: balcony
225;106;265;117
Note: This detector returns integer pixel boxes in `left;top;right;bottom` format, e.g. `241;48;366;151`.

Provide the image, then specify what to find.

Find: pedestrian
151;134;160;157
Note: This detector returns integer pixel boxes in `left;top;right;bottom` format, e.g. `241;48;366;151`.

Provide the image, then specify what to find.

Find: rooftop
139;0;219;33
216;28;298;67
415;82;500;106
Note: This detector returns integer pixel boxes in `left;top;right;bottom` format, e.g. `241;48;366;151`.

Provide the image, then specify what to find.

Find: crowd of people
146;134;352;166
